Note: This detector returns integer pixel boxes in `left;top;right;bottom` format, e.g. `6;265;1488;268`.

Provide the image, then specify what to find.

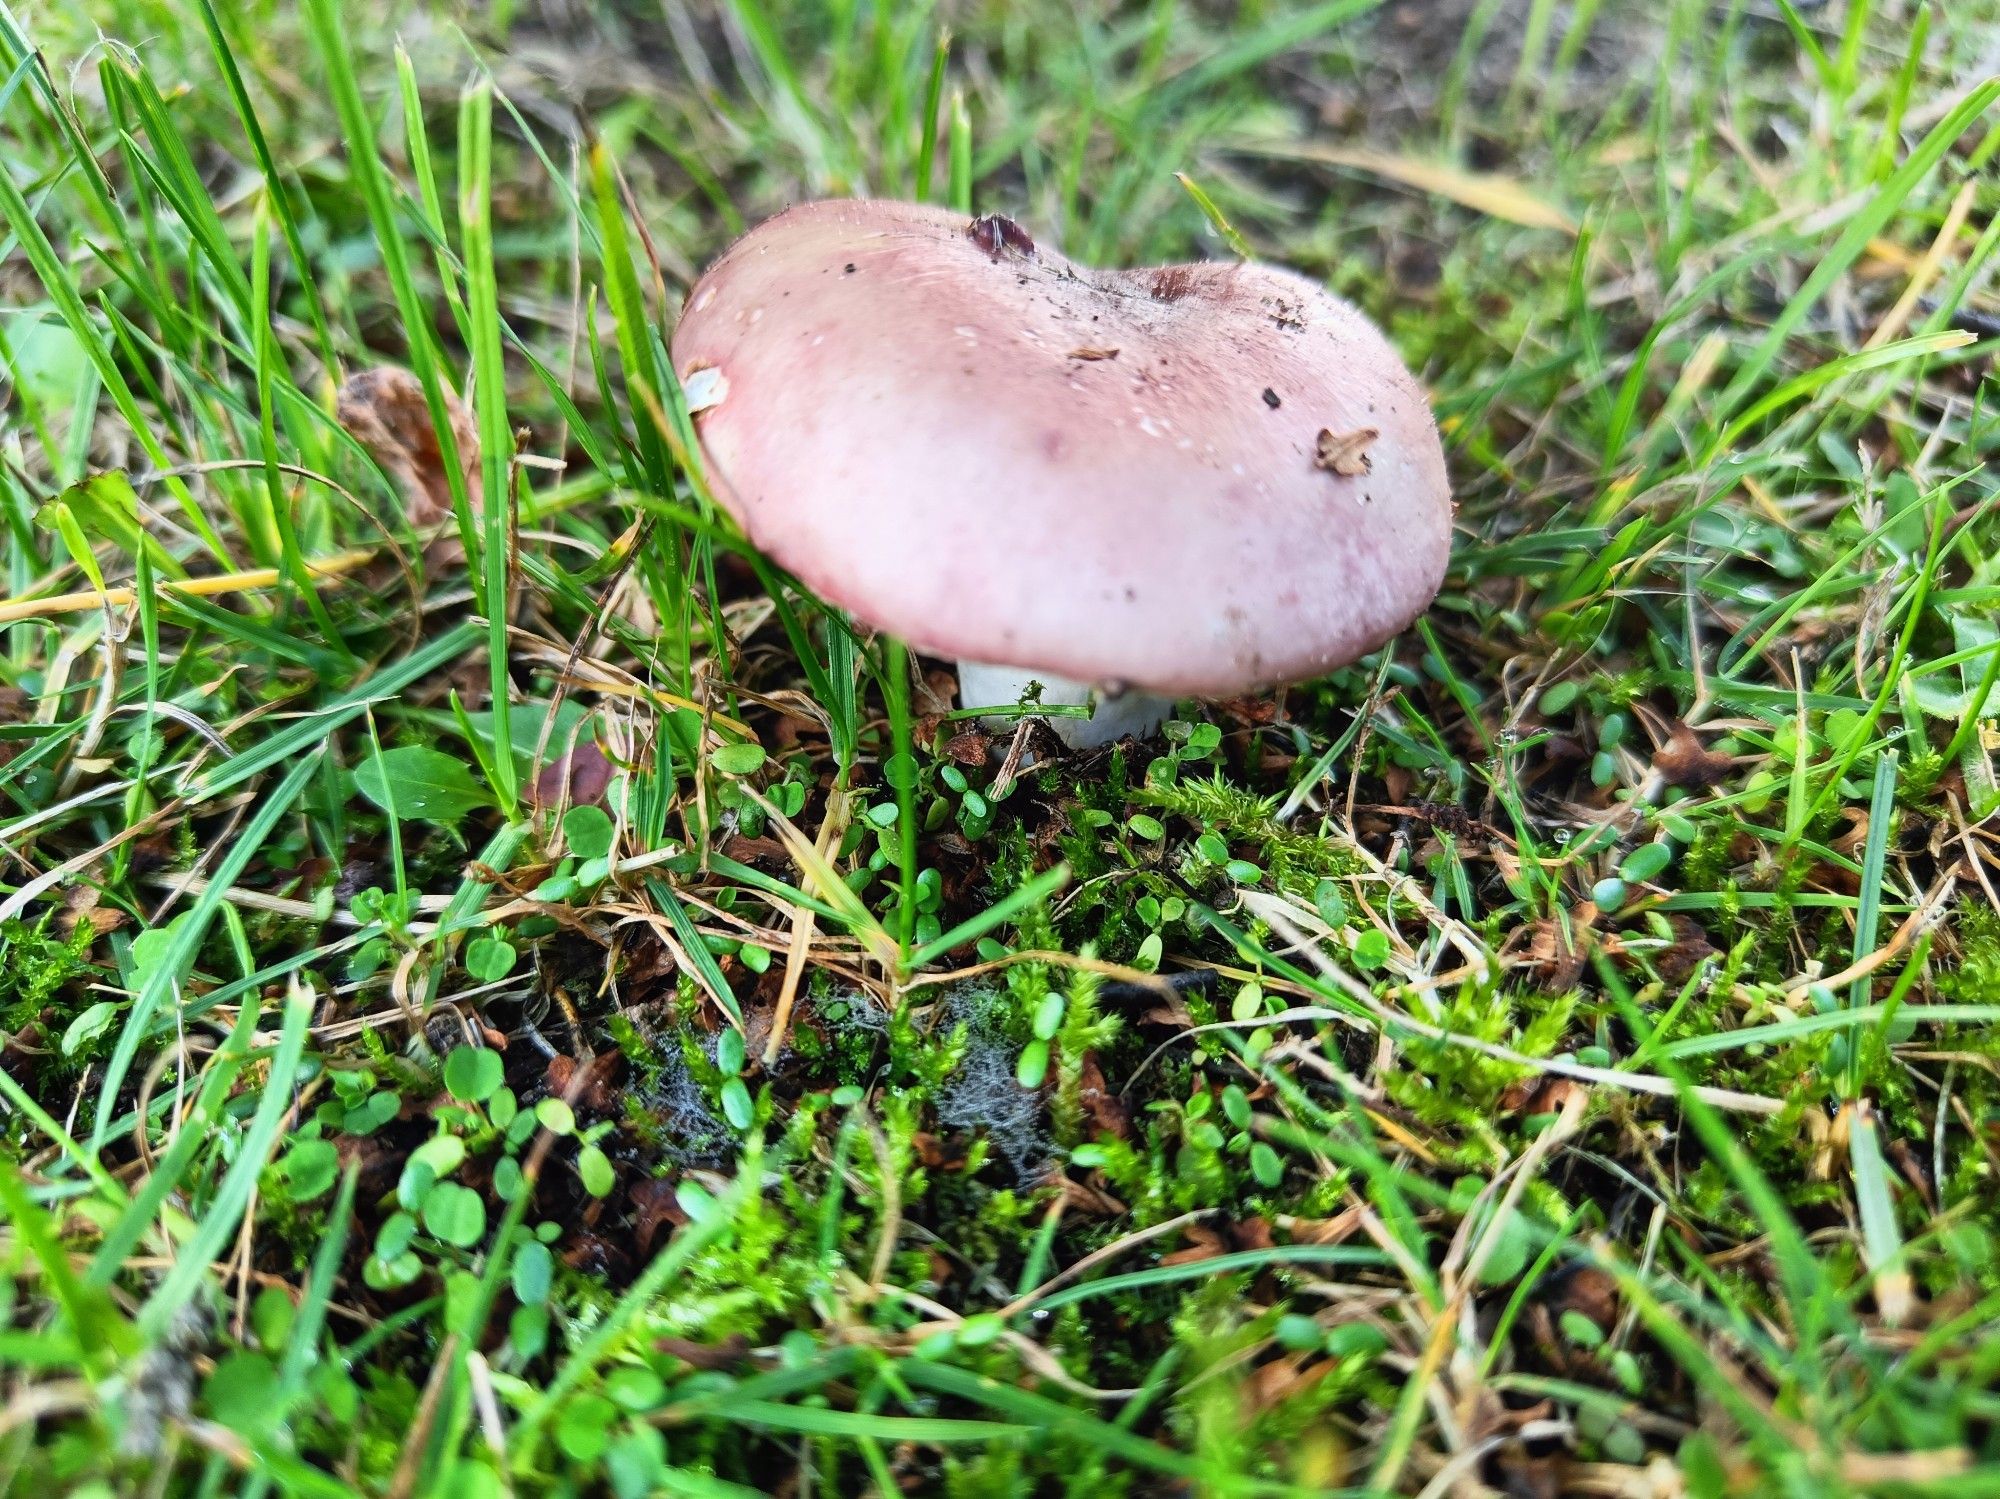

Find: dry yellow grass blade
1232;142;1576;233
0;548;378;625
1867;180;1980;349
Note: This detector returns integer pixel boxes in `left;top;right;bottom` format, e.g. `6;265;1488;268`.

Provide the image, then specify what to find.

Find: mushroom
671;199;1450;748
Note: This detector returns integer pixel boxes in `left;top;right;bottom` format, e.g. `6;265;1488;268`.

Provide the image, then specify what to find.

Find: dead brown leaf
1077;1051;1129;1139
655;1333;752;1372
335;365;481;530
1653;722;1732;789
1056;1174;1128;1216
1278;1207;1363;1245
629;1177;688;1257
546;1049;625;1117
1160;1222;1229;1267
1505;908;1596;991
1314;426;1378;477
531;740;613;809
1229;1216;1276;1252
1247;1352;1327;1414
942;728;991;767
562;1231;630;1279
1140;991;1197;1028
1546;1265;1619;1334
1656;914;1719;983
56;886;123;940
912;1131;966;1170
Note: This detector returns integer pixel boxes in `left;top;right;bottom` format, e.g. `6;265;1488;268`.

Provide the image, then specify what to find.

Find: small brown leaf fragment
1277;1207;1363;1245
56;886;124;940
1248;1352;1327;1414
531;739;613;809
1161;1222;1228;1267
1489;1445;1564;1499
1653;721;1732;789
1051;1172;1128;1216
943;728;991;767
1314;426;1378;477
335;365;480;530
1655;914;1718;983
715;834;792;869
1544;1265;1619;1336
1077;1051;1129;1139
629;1177;688;1255
561;1232;629;1278
911;1131;965;1170
1505;910;1595;991
1228;1216;1276;1252
544;1049;625;1117
1066;346;1120;361
655;1333;752;1372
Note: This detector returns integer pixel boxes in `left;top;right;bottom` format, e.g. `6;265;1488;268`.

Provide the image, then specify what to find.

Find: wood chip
1067;346;1120;360
1314;426;1378;477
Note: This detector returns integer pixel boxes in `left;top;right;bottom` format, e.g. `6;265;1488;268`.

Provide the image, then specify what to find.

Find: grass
3;0;2000;1492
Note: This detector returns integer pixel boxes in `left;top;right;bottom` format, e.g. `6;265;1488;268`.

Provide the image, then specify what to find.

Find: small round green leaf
1220;1086;1252;1130
555;1392;618;1463
1016;1038;1050;1090
716;1029;745;1076
578;1143;615;1197
1313;878;1347;927
711;743;767;777
410;1132;467;1180
464;936;517;984
444;1046;505;1103
1275;1314;1322;1352
535;1098;576;1136
1620;841;1672;883
1249;1142;1283;1187
720;1078;754;1130
606;1366;666;1411
1352;929;1391;969
1032;993;1065;1041
883;751;918;790
276;1139;339;1203
512;1239;554;1306
422;1182;488;1248
563;804;616;859
204;1351;279;1436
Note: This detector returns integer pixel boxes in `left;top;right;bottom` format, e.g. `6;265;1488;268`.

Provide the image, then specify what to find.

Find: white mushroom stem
955;660;1174;750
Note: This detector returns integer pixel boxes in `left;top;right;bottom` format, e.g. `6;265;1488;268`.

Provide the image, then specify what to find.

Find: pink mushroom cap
672;198;1452;698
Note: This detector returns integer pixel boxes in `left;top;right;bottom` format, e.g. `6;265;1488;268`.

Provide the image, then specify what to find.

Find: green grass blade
457;81;519;814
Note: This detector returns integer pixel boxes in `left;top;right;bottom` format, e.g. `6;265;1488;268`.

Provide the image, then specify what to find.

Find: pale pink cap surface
672;199;1451;698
